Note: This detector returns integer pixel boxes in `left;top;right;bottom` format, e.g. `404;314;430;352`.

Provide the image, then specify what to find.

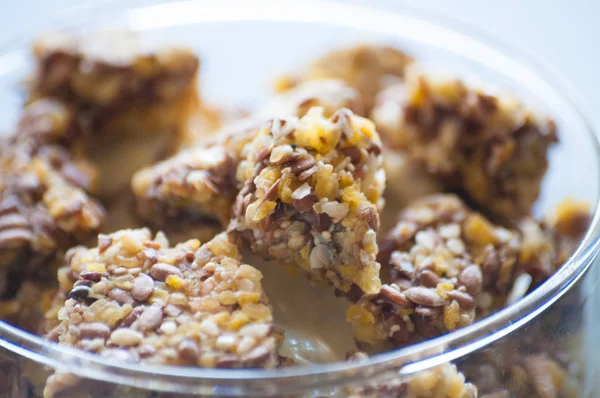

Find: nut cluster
45;230;279;397
371;67;558;219
229;107;386;294
346;194;589;347
0;139;104;297
276;45;414;113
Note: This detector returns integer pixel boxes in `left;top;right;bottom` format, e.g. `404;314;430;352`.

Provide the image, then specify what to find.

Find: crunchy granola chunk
347;195;514;345
31;30;199;110
461;300;583;398
0;139;104;298
347;354;477;398
371;68;558;219
132;79;364;235
347;194;590;346
44;230;279;397
22;30;202;200
276;45;413;113
229;107;385;294
132;145;237;228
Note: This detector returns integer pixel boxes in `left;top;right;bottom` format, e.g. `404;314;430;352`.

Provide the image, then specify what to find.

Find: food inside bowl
0;29;591;398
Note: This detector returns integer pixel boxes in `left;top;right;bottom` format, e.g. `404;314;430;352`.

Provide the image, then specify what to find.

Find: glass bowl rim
1;0;599;394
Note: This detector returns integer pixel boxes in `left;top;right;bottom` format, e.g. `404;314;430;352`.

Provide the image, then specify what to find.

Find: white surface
0;0;597;111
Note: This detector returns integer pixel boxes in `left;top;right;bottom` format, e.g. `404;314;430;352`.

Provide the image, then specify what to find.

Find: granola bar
347;194;589;346
371;68;558;219
23;30;202;200
132;145;237;230
132;79;364;235
31;30;199;112
275;45;413;113
44;230;279;397
229;107;385;294
0;139;104;298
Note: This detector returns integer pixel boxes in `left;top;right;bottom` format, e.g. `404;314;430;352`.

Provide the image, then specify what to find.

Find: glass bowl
0;0;598;397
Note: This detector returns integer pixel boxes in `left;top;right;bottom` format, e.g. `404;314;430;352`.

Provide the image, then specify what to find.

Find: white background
0;0;597;111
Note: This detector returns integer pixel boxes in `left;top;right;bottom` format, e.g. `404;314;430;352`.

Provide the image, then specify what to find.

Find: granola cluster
276;45;414;113
45;230;279;397
31;30;199;114
346;194;589;346
229;107;385;294
25;30;203;201
0;139;104;299
0;34;591;398
371;68;558;219
347;354;477;398
132;79;365;238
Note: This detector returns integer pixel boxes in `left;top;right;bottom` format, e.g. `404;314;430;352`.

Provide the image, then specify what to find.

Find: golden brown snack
347;355;477;398
347;195;589;346
0;139;104;299
45;230;279;397
132;79;364;237
276;45;413;113
229;107;385;294
132;145;237;229
371;68;558;219
31;30;199;112
22;30;202;200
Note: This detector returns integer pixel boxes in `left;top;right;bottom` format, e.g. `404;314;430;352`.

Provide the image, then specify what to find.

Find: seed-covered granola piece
23;30;202;200
347;194;519;345
31;30;199;111
229;107;385;294
347;353;477;398
132;80;364;234
347;194;590;346
276;45;413;113
44;230;279;397
371;68;558;219
0;139;104;298
132;145;237;228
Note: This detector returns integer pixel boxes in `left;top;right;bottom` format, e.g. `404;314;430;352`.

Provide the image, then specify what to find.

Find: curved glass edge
0;0;598;394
